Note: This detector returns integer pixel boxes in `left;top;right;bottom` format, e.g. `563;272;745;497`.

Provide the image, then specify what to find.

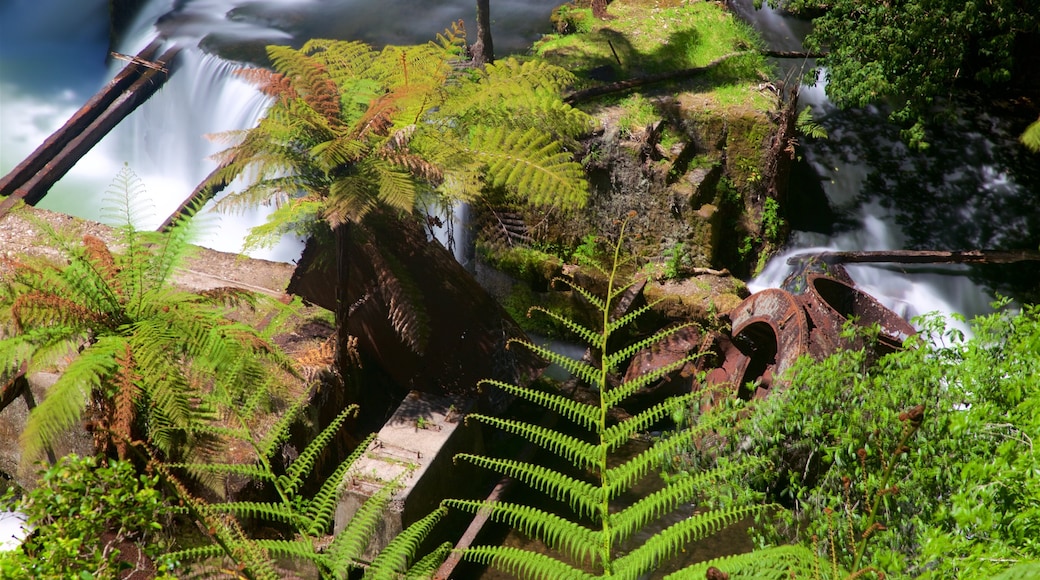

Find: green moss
477;243;564;289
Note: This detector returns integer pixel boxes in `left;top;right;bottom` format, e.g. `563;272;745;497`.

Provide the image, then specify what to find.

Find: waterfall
732;0;1035;336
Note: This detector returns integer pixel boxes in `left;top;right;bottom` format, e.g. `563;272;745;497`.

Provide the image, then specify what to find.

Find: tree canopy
769;0;1038;147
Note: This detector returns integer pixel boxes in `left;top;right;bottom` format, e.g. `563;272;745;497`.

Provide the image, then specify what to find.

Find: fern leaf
665;543;817;579
453;454;602;519
612;504;766;579
601;392;700;451
363;506;448;580
527;306;602;347
249;538;332;570
469;126;588;210
602;356;698;410
326;476;402;567
796;105;828;140
512;340;601;387
608;457;767;547
19;335;124;463
465;414;600;470
545;276;607;314
208;501;303;527
462;545;595;580
602;430;697;500
283;414;366;496
403;542;452;579
446;499;600;567
477;379;600;432
605;319;693;368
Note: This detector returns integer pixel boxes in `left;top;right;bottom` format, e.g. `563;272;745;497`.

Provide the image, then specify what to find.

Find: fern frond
465;414;600;470
446;499;600;567
461;545;595;580
402;542;452;580
602;356;698;410
19;335;124;463
326;476;402;567
665;543;817;579
600;392;699;451
167;461;277;486
605;319;689;370
452;454;602;519
207;501;303;528
252;538;328;568
282;412;366;496
612;504;767;579
469;126;589;210
544;276;607;313
796;105;828;140
608;457;767;546
513;339;601;387
477;379;600;431
527;306;601;346
602;430;696;500
300;445;361;537
363;506;448;580
266;45;341;123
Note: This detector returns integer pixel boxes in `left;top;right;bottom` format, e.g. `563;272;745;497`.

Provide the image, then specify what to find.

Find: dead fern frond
111;342;142;460
234;68;298;102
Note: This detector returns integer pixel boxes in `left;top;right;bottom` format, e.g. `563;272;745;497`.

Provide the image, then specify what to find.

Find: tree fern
0;167;297;466
449;218;793;578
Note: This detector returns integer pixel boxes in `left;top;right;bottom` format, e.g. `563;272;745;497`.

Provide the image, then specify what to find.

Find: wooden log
563;50;827;105
158;157;234;232
0;42;179;217
787;249;1040;266
0;40;163;198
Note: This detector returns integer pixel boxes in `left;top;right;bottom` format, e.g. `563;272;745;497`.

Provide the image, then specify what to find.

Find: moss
476;244;564;291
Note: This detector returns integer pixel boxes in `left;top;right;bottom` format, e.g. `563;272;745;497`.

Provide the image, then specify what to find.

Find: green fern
449;218;799;578
0;166;298;466
166;396;446;580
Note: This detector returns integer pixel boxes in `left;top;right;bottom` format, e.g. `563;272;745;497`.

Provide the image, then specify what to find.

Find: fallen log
0;40;163;199
563;49;827;105
788;249;1040;266
0;42;180;217
158;157;234;232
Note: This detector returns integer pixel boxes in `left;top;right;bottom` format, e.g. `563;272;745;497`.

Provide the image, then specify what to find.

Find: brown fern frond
267;45;341;124
293;335;337;383
112;342;142;459
82;235;121;290
197;287;259;311
360;238;428;354
478;207;533;250
379;150;444;185
234;68;298;102
350;92;399;141
10;291;104;333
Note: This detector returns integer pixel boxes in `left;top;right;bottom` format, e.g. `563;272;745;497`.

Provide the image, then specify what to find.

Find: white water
1;0;562;263
734;1;1016;334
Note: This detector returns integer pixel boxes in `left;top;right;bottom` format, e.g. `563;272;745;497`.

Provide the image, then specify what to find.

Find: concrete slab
336;390;479;561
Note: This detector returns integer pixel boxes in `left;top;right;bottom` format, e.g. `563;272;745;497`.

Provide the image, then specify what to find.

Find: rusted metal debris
621;274;917;405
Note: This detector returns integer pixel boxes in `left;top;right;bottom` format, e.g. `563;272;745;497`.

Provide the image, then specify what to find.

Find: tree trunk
334;220;359;405
471;0;494;67
592;0;609;19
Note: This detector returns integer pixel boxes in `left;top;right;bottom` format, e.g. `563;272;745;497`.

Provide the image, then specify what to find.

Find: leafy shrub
0;454;176;580
738;303;1040;578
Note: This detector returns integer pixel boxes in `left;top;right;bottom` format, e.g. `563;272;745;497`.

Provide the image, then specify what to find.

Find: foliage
769;0;1039;148
163;396;449;579
447;216;802;578
737;304;1040;578
0;454;177;580
761;197;783;242
0;166;297;465
535;0;771;105
214;25;591;252
795;105;828;140
1021;118;1040;153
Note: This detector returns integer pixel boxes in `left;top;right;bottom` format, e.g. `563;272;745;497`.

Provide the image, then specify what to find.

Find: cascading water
731;0;1039;334
1;0;564;262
